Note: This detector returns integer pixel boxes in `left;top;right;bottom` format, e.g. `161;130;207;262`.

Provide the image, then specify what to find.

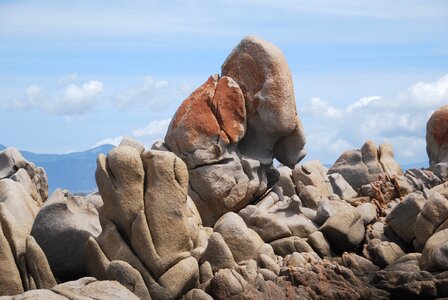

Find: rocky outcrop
93;142;205;300
328;141;402;190
31;190;102;280
164;35;306;225
320;206;365;253
221;35;306;167
2;277;139;300
414;191;448;249
427;104;448;167
0;147;53;296
372;253;448;298
385;192;425;243
292;160;333;197
0;147;48;205
329;173;358;199
420;228;448;271
3;36;448;300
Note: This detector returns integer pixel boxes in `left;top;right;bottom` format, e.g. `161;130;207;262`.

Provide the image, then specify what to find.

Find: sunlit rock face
427;104;448;168
164;35;306;225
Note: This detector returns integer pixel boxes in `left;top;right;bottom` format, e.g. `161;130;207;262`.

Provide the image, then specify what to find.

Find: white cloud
346;96;381;112
302;97;343;118
12;85;43;109
13;80;104;116
301;74;448;164
133;118;171;137
399;74;448;109
50;80;103;114
94;136;123;147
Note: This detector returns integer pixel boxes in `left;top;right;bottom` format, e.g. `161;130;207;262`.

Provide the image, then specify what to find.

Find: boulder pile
1;36;448;299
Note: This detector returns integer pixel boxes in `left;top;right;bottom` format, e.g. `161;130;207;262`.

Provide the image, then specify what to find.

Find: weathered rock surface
379;143;403;176
427;104;448;167
320;206;365;253
214;212;266;262
420;228;448;271
385;192;426;243
239;190;317;244
1;277;139;300
4;37;448;300
372;253;448;298
164;35;306;225
0;181;42;293
329;150;371;190
0;147;48;205
329;172;358;199
94;142;203;300
414;191;448;248
275;166;296;197
405;168;441;191
0;148;55;296
292;160;333;197
329;141;402;190
221;35;306;167
31;189;102;280
366;239;405;268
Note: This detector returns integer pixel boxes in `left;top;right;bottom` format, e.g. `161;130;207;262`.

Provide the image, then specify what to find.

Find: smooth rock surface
31;189;102;280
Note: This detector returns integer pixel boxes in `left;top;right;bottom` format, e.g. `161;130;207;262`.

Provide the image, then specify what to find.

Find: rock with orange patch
164;74;268;225
427;105;448;167
164;36;307;225
222;35;306;168
165;75;246;169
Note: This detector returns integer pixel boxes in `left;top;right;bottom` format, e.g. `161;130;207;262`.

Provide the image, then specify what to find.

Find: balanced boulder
164;35;306;225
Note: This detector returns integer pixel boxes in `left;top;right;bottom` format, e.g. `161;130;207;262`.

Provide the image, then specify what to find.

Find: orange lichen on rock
212;76;246;144
165;74;246;167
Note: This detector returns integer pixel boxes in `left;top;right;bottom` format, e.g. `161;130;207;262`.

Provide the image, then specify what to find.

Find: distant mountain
0;143;430;194
1;144;115;194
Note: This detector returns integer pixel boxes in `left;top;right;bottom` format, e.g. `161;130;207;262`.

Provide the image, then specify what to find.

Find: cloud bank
13;80;104;115
301;74;448;164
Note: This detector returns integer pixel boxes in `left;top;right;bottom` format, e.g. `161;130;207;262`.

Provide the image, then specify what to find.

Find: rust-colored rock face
222;35;306;167
163;36;306;225
212;77;246;144
165;75;246;169
427;105;448;167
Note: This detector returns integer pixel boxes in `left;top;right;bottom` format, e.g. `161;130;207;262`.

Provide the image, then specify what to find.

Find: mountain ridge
0;144;115;193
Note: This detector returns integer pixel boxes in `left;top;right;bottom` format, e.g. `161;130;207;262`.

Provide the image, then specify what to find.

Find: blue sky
1;0;448;165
